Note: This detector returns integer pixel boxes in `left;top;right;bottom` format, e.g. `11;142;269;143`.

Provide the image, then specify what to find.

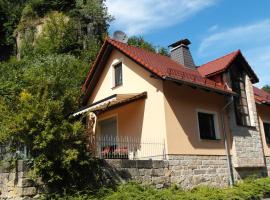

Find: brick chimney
168;38;196;69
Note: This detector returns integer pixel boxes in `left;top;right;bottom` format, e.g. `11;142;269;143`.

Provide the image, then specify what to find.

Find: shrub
44;177;270;200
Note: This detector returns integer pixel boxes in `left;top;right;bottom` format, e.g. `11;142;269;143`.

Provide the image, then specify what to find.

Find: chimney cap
168;38;191;48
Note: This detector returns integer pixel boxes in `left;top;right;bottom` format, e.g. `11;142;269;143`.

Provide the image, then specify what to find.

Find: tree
0;0;26;60
263;85;270;93
128;36;156;52
0;55;102;191
128;36;170;57
0;0;111;192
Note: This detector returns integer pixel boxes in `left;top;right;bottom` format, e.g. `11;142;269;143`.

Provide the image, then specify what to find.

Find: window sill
236;124;256;129
200;138;222;141
112;84;123;90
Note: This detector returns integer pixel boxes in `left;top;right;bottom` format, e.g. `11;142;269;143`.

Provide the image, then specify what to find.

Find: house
74;37;270;186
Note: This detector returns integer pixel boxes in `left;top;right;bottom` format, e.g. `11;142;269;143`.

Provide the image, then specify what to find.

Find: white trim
196;109;221;140
72;97;117;116
262;120;270;145
111;59;123;89
263;120;270;124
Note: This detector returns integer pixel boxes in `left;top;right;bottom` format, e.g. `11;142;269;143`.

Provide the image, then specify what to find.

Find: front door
99;117;117;138
98;117;117;158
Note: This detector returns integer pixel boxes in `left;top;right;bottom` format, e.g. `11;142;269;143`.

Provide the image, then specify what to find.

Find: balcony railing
89;136;166;160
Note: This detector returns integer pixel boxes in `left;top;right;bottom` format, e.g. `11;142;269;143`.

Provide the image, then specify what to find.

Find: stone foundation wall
105;155;230;188
266;156;270;175
105;155;270;189
0;160;44;200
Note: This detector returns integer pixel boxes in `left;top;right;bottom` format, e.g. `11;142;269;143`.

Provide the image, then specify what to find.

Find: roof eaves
164;76;236;96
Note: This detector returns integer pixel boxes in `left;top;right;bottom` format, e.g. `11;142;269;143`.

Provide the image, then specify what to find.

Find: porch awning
73;92;147;116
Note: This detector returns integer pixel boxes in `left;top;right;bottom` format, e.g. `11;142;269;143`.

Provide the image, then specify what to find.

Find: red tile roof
82;38;234;101
198;50;240;77
198;50;259;83
253;87;270;104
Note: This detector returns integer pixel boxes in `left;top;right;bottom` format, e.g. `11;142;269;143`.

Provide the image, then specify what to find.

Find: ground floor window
264;122;270;144
197;111;219;140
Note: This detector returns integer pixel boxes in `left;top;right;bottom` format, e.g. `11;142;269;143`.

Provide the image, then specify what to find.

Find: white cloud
208;25;219;32
198;20;270;86
105;0;217;35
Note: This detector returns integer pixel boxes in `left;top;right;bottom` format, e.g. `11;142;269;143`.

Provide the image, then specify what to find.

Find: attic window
113;62;122;87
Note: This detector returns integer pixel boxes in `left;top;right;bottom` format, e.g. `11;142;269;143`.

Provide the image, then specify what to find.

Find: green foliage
0;0;26;60
43;178;270;200
128;36;156;52
158;47;170;57
0;0;111;61
0;54;96;190
127;36;170;57
263;85;270;93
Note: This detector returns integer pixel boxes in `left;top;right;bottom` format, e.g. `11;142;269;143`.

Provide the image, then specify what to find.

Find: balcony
89;136;166;160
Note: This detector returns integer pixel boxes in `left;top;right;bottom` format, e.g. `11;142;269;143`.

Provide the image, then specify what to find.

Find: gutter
220;96;234;186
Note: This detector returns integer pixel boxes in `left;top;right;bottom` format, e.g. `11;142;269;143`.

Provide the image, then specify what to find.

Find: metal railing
0;145;29;160
89;136;166;160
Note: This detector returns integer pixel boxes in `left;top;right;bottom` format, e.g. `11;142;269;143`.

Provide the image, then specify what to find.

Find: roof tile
253;87;270;104
83;38;235;98
198;50;240;77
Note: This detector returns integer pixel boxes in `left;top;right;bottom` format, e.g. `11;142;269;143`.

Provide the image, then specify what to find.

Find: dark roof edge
164;76;236;96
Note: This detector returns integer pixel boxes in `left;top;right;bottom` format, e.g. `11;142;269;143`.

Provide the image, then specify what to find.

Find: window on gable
230;67;251;126
113;62;122;87
264;122;270;144
198;112;219;140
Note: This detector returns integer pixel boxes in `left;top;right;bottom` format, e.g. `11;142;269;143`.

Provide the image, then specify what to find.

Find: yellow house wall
89;49;167;147
257;104;270;156
163;81;232;155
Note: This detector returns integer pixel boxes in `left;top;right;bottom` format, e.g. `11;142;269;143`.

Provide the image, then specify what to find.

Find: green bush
44;178;270;200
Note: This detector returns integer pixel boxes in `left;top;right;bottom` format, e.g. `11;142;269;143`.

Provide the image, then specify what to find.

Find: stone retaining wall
0;160;44;200
1;156;270;199
105;155;270;189
105;155;230;188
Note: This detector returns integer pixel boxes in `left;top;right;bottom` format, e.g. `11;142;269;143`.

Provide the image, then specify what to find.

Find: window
264;122;270;144
197;112;219;140
230;67;251;126
113;62;122;87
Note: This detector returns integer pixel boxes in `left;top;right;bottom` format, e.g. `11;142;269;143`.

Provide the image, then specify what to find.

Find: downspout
221;96;234;186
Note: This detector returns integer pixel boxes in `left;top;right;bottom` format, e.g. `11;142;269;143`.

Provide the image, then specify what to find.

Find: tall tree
0;0;26;60
127;36;170;57
263;85;270;93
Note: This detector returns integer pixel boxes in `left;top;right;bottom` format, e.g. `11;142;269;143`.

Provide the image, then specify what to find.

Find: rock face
0;160;44;200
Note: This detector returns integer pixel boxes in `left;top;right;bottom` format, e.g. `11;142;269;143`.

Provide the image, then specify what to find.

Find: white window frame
112;59;123;89
263;120;270;145
196;109;221;140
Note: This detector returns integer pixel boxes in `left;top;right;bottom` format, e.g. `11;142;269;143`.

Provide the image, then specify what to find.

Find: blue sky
105;0;270;87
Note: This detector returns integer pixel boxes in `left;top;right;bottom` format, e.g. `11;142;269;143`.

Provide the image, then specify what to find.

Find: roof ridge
108;38;169;59
199;49;240;68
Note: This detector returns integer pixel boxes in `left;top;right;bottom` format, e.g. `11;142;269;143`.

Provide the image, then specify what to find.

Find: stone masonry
228;75;265;168
105;155;270;189
0;160;44;200
105;155;230;189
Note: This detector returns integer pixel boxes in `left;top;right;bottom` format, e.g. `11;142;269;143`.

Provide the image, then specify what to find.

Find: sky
105;0;270;87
